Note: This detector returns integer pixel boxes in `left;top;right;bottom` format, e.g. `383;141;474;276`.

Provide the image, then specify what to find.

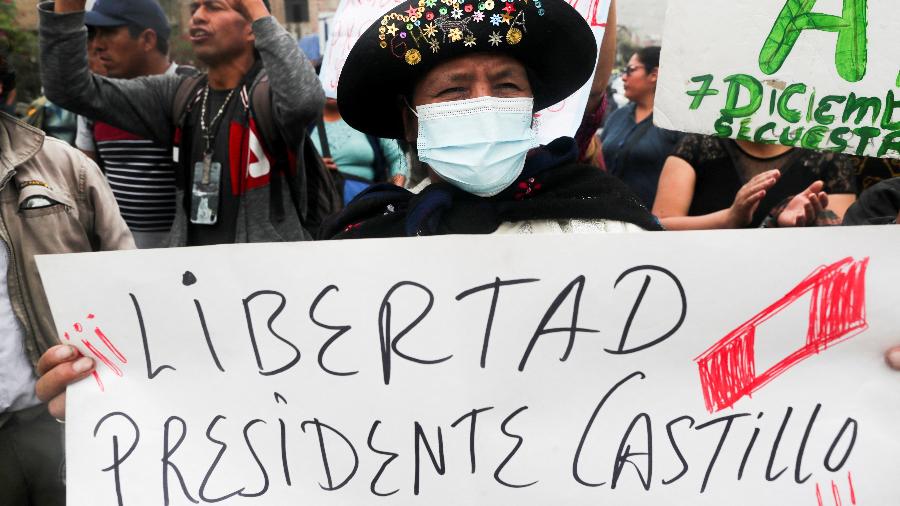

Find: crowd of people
1;0;899;503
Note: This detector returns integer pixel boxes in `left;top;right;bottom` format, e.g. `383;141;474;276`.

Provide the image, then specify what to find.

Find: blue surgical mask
414;96;538;197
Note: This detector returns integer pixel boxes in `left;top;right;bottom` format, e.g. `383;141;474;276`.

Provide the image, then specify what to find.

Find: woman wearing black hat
322;0;661;238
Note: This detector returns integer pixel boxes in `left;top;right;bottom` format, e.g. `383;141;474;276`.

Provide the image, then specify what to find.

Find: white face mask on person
413;96;538;197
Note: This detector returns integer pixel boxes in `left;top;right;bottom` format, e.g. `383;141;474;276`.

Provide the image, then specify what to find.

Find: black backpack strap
170;74;205;191
365;135;388;183
171;74;206;130
316;117;332;158
247;72;342;233
248;73;277;148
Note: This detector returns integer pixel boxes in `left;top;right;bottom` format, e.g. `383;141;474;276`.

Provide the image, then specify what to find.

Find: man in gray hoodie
40;0;326;246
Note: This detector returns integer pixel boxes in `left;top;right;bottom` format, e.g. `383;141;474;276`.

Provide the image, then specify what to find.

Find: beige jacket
0;113;134;371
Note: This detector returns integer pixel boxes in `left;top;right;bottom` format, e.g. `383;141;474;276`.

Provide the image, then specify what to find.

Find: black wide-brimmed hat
338;0;598;139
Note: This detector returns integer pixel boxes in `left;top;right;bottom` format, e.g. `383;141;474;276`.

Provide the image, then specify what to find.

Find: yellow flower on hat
506;26;523;44
405;49;422;65
386;23;399;35
449;27;463;42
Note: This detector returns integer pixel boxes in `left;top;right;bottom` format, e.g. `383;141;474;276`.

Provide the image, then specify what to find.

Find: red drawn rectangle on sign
696;257;869;413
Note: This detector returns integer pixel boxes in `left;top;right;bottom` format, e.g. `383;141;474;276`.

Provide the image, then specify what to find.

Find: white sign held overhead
655;0;900;159
319;0;406;99
37;228;900;505
319;0;611;142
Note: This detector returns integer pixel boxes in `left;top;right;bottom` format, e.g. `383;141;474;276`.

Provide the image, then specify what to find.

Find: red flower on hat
502;2;516;13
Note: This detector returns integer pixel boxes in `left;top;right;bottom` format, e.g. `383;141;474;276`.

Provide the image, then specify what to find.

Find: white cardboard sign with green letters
655;0;900;159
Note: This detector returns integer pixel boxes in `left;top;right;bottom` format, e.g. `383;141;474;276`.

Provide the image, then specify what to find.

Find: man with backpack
40;0;328;246
75;0;194;248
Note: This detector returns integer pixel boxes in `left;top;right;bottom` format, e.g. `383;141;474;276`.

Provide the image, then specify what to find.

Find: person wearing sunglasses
600;46;682;208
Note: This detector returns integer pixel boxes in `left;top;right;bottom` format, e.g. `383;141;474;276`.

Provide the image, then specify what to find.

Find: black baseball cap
85;0;172;41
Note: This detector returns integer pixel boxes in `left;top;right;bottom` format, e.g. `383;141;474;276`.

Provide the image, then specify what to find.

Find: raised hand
54;0;88;13
727;169;780;228
777;180;828;227
233;0;271;21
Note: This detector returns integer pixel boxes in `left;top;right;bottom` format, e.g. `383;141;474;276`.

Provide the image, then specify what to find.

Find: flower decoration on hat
378;0;544;67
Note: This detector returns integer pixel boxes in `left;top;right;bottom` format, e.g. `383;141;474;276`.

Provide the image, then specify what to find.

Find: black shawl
322;137;662;239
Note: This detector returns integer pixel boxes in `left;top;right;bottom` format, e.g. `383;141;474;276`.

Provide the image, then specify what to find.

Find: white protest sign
319;0;406;99
533;0;611;145
655;0;900;159
319;0;610;143
38;228;900;505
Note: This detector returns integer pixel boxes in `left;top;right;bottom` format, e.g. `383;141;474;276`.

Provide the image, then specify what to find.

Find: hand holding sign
888;346;900;370
34;229;900;505
36;344;94;420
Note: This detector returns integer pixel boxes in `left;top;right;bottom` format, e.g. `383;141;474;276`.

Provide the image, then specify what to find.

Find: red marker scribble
69;314;127;392
696;257;869;413
815;473;858;506
832;480;844;506
565;0;608;27
83;339;123;377
92;370;104;392
94;327;127;364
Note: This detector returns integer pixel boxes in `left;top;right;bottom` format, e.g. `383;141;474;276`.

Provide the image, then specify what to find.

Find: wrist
54;0;87;13
724;207;743;229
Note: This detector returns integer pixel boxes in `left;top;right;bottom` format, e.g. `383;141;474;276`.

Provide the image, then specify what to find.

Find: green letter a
759;0;868;83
